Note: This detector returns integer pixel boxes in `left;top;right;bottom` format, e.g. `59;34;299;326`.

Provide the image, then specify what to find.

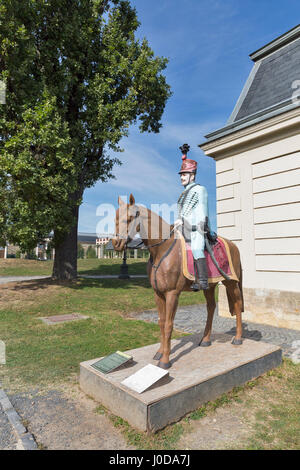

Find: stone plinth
80;334;282;433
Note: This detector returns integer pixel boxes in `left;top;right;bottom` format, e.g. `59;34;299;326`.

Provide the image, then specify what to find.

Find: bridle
115;206;175;249
115;204;178;292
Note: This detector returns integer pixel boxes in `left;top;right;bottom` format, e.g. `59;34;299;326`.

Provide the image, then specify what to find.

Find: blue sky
79;0;300;234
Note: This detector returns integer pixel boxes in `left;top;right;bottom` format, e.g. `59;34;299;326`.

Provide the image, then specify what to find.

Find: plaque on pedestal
121;364;169;393
91;351;133;374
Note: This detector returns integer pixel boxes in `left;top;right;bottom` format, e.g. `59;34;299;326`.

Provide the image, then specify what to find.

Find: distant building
0;244;20;259
77;232;97;258
200;25;300;330
1;233;112;259
0;247;6;258
105;237;148;259
78;232;112;258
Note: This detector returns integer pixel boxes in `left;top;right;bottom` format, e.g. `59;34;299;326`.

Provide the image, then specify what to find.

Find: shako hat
178;143;197;174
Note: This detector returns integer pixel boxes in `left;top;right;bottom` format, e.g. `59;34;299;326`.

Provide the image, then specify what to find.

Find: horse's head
112;193;141;252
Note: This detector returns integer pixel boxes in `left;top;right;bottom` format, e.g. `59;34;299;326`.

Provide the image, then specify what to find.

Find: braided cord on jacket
178;190;199;218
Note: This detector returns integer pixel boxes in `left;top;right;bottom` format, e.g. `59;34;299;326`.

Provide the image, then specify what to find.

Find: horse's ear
129;193;135;206
118;196;124;206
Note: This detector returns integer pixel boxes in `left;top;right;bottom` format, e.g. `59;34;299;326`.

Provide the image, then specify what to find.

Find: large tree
0;0;171;278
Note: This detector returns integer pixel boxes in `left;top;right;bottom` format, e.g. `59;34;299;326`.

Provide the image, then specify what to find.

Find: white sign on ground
121;364;169;394
0;340;6;364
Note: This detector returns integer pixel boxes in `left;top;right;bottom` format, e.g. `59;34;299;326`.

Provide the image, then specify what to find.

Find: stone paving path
0;275;50;284
0;401;19;450
132;304;300;358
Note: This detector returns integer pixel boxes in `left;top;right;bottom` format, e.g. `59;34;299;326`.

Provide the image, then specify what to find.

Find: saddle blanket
178;232;238;283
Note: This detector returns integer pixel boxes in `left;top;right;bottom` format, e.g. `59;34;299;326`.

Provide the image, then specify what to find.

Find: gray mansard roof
201;24;300;145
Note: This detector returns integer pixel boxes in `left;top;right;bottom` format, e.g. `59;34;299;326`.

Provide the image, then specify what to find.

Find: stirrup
191;281;200;292
200;280;209;290
191;279;208;291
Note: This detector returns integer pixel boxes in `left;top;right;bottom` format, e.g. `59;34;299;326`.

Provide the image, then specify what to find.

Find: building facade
0;234;112;259
200;25;300;330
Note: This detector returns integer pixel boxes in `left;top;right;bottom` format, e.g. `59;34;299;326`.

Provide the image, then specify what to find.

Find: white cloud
160;120;224;151
80;117;220;232
92;139;180;203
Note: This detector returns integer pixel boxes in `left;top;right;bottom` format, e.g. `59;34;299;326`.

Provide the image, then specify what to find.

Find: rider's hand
197;221;205;233
174;219;183;227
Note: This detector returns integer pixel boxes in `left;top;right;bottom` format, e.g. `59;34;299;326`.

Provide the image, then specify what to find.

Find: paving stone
132;304;300;357
0;404;17;450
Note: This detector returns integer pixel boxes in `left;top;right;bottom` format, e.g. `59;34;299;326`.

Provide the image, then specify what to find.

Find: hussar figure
112;142;244;368
175;143;210;291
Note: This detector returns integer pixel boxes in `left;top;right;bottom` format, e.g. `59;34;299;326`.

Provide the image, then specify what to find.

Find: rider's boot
191;258;209;291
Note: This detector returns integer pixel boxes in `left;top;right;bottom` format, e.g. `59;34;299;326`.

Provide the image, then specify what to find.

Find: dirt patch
178;403;249;450
0;259;40;269
3;362;299;450
8;384;135;450
0;279;68;311
178;361;300;450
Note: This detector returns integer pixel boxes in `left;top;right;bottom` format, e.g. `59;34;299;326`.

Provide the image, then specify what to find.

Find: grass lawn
0;257;149;277
0;260;299;450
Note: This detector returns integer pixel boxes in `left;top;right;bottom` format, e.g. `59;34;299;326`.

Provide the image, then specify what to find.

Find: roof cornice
199;106;300;156
250;24;300;62
201;99;299;145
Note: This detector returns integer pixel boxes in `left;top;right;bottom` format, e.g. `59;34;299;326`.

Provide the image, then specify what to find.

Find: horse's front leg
153;291;166;361
158;290;179;369
199;284;216;347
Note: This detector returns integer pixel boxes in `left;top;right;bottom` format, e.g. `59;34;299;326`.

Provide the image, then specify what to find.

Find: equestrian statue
112;144;244;369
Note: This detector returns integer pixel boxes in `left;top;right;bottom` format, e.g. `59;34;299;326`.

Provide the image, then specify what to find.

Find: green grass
0;276;204;390
95;403;186;450
0;258;149;277
238;360;300;450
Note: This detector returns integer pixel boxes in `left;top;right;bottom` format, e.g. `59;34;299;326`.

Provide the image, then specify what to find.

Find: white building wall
215;136;300;293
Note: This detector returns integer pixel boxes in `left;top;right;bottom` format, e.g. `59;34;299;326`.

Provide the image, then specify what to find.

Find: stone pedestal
80;333;282;433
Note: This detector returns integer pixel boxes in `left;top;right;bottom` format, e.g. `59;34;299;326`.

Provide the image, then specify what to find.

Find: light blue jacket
177;183;209;259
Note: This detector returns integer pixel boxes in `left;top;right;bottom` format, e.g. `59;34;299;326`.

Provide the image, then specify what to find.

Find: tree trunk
52;203;79;281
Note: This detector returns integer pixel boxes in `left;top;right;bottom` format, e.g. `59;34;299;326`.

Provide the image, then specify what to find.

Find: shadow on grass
2;276;153;292
78;261;149;276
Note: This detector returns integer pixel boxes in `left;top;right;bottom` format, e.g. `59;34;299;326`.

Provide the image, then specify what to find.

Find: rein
150;238;177;292
118;210;176;249
116;206;177;292
145;226;175;248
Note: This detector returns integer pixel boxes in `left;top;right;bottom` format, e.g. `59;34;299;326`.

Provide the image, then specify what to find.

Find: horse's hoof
232;338;243;345
199;340;212;347
153;352;163;360
158;361;171;370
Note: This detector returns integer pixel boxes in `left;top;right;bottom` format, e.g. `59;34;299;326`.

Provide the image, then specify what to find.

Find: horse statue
112;194;244;369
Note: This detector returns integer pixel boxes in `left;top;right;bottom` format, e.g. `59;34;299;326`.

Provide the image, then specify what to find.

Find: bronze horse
112;194;244;369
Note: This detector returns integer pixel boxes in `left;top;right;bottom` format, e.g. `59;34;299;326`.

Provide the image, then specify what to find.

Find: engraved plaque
121;364;169;393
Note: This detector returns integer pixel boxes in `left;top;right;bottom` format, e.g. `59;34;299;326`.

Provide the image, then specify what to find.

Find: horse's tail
239;261;244;312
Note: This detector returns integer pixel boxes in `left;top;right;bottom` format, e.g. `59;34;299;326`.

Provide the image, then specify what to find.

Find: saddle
177;231;238;283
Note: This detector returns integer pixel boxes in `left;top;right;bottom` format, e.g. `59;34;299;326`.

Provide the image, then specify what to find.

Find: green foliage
77;243;85;259
86;245;97;258
25;249;37;260
0;0;171;252
0;93;77;250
